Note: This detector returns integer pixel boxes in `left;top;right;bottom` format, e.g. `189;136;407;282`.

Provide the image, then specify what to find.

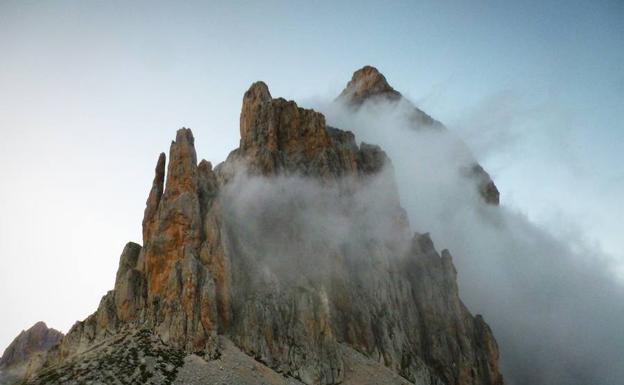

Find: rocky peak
230;81;390;179
0;322;63;370
239;81;331;158
240;81;272;141
164;128;199;198
338;65;402;105
337;66;500;206
337;65;440;128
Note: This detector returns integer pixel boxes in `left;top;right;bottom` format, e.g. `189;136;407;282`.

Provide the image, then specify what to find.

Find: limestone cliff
6;68;504;385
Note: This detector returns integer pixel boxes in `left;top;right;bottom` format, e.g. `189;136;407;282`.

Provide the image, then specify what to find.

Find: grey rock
0;322;63;384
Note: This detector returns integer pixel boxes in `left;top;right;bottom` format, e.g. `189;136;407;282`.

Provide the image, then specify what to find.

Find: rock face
231;81;380;179
0;322;63;384
0;322;63;368
9;67;505;385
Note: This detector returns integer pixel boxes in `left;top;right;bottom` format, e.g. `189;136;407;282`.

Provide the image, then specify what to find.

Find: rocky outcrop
114;242;146;322
15;69;505;385
140;128;220;354
226;81;381;179
0;322;63;384
336;66;500;205
0;322;63;369
142;152;166;243
468;164;500;205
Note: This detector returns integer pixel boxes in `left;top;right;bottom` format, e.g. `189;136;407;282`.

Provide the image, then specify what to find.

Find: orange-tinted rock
237;82;340;176
140;128;222;352
240;81;272;143
225;81;394;181
145;128;203;300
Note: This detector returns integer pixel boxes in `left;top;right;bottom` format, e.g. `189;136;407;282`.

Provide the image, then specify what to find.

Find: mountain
0;322;63;384
336;66;499;205
2;67;505;385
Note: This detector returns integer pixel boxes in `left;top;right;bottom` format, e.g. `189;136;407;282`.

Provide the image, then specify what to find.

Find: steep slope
0;322;63;384
336;66;499;205
27;329;420;385
6;70;504;385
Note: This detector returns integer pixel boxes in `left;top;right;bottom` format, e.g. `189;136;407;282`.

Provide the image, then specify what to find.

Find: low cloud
219;165;409;286
311;96;624;385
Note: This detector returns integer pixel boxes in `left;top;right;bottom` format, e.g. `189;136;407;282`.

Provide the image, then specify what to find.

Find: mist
218;164;410;287
310;97;624;385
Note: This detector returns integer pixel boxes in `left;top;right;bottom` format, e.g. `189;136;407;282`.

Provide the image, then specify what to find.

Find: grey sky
0;0;622;368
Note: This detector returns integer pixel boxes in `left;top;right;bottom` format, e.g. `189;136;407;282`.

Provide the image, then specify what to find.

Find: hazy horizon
1;1;622;384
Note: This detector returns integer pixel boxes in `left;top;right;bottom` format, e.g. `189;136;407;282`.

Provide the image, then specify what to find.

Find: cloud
312;96;624;385
218;164;409;286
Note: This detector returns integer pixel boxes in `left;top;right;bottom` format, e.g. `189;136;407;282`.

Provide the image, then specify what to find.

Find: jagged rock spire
240;81;272;142
142;152;166;243
163;128;199;198
144;128;203;298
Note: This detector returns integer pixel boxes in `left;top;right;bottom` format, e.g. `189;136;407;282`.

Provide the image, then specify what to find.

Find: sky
0;0;622;377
